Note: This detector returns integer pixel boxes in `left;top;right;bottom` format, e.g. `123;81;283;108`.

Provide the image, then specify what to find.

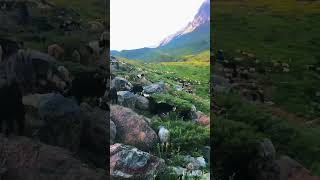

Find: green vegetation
114;51;210;178
212;0;320;178
213;0;320;118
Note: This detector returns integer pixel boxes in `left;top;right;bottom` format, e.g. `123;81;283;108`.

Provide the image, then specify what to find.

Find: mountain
111;0;210;62
157;0;210;47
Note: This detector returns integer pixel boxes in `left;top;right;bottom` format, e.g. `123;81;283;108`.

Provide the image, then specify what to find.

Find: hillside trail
262;104;310;125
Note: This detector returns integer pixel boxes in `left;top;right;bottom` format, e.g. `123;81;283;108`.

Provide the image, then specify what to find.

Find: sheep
0;80;25;136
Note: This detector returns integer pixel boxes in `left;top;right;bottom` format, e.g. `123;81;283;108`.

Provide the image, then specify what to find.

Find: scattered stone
143;81;166;94
110;143;165;179
195;111;210;128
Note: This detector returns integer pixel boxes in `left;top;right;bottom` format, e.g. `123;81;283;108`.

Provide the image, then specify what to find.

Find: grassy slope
116;51;210;113
213;0;320;118
212;0;320;178
114;53;210;177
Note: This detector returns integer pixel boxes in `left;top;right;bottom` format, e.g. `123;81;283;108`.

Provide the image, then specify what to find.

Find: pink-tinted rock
195;111;210;128
110;105;158;151
0;136;106;180
110;143;165;179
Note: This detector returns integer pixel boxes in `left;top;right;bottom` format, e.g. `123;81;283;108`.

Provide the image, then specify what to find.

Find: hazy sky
111;0;206;51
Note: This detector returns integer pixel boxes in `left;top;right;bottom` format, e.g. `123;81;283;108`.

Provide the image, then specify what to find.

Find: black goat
69;71;107;104
130;84;143;95
0;81;25;135
149;98;173;115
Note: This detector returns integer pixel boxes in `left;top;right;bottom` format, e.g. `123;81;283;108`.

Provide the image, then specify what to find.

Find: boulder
79;103;109;168
38;93;83;152
249;138;280;180
143;81;165;94
111;77;133;91
134;95;149;111
110;105;158;151
182;155;207;170
110;143;165;179
0;136;106;180
35;94;108;168
277;156;320;180
117;91;136;109
195;111;210;128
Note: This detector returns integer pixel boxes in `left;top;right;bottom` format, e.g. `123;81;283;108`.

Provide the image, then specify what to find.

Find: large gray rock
110;105;158;151
249;138;280;180
38;93;82;152
134;95;150;111
111;77;132;91
143;81;165;94
35;94;108;168
117;91;136;109
0;136;106;180
110;143;165;179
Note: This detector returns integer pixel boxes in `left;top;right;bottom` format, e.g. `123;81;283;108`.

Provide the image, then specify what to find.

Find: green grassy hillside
212;0;320;179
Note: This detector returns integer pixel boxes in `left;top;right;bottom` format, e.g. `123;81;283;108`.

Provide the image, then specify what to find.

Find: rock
111;77;133;91
36;94;108;168
0;136;106;180
283;67;290;72
277;156;320;180
23;93;46;108
110;143;165;179
195;111;210;128
183;155;207;170
38;93;83;152
143;81;166;94
212;75;232;93
249;138;280;180
117;91;136;109
110;120;116;145
79;103;108;168
110;105;158;151
134;95;149;111
202;146;211;164
259;138;276;160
